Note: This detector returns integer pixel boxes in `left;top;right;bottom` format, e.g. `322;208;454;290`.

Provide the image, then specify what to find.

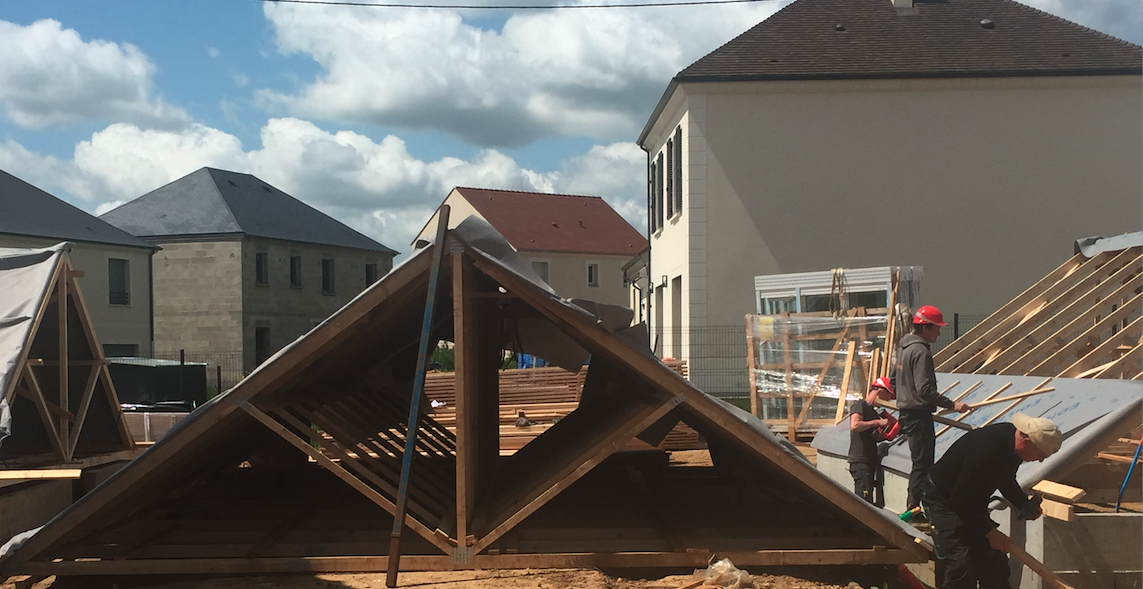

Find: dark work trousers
921;481;1012;589
899;409;935;510
849;462;876;504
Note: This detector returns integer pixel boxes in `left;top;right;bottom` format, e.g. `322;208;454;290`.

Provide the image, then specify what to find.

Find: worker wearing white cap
921;413;1063;589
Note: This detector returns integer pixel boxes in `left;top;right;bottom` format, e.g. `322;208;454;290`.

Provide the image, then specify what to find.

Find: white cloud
257;2;785;147
0;19;191;130
1024;0;1142;44
0;119;646;254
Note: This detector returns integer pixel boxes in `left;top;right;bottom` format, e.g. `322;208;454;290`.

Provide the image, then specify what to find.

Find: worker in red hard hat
892;304;971;519
848;377;898;505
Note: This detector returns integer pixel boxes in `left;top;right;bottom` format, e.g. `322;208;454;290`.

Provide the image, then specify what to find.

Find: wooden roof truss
0;250;134;466
935;246;1142;378
1;227;929;578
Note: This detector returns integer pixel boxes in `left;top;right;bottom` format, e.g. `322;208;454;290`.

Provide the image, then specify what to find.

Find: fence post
179;349;185;401
953;313;960;340
216;365;223;399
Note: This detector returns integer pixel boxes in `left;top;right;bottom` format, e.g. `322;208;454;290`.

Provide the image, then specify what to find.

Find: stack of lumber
425;360;702;453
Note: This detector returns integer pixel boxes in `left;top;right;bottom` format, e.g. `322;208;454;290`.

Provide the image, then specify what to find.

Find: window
290;255;302;287
255;252;269;285
255;327;271;365
103;343;138;357
673;126;683;214
665;139;674;218
531;260;549;284
108;258;129;305
648;160;657;232
321;258;335;294
587;263;599;287
655;152;665;229
365;263;379;285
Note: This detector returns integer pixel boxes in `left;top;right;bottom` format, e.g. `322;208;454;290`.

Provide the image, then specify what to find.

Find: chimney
891;0;913;7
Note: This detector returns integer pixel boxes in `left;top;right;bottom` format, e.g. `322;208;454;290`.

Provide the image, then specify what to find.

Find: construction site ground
5;569;866;589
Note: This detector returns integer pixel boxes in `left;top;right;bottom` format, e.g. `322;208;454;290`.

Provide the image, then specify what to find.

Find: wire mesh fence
150;350;246;397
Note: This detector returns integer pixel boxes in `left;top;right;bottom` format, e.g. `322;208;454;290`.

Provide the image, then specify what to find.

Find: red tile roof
454;187;647;256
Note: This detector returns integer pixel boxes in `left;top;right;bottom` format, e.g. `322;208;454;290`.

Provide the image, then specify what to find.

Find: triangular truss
935;243;1142;379
0;245;135;466
1;223;928;577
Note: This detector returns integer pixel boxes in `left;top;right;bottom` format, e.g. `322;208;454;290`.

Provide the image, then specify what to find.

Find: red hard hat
871;377;894;399
913;305;947;326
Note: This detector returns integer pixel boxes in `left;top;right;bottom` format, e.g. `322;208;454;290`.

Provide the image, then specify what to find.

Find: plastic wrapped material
746;313;888;420
702;557;754;589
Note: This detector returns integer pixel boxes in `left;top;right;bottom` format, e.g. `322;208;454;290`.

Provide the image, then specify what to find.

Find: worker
921;413;1062;589
848;377;899;505
893;305;971;517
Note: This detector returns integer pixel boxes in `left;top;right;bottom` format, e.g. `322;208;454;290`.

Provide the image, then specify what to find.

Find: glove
1017;493;1044;521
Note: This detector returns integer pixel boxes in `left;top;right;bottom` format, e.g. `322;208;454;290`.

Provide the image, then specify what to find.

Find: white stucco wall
647;73;1143;332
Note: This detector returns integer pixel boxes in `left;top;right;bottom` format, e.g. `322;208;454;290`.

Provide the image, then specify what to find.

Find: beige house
636;0;1142;394
0;169;157;356
101;168;397;373
414;187;647;308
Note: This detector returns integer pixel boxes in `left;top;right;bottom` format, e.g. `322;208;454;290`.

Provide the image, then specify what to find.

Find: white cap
1012;413;1063;455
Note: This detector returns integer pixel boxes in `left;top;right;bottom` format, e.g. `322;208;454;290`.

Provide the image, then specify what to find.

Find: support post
387;205;450;587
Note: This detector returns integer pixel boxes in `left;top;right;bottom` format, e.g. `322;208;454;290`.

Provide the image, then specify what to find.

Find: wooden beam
66;365;101;460
21;366;66;461
1040;498;1074;521
992;275;1141;375
935;381;986;416
833;342;858;424
746;315;759;417
452;248;480;552
795;322;850;427
57;263;69;448
936;379;1044;439
0;469;82;480
966;387;1055;409
873;400;973;431
1055;315;1142;378
1092;343;1142;379
10;547;924;576
471;393;685;554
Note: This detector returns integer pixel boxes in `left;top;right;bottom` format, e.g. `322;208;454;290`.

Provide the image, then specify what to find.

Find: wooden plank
1040;498;1075;521
873;400;973;431
783;315;795;442
1032;480;1086;503
0;469;82;480
795;322;849;427
966;387;1055;409
936;379;1043;438
934;381;985;416
880;271;898;379
833;342;858;424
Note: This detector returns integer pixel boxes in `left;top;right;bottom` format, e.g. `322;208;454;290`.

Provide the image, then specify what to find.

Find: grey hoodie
892;333;955;412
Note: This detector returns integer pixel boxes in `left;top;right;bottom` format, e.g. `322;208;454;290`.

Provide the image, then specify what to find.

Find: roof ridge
455;186;604;200
203;168;247;233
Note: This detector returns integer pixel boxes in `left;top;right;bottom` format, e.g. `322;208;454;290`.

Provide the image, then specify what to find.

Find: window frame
321;258;336;295
255;252;269;286
108;258;130;306
289;255;302;288
587;262;600;288
365;262;379;285
530;259;550;284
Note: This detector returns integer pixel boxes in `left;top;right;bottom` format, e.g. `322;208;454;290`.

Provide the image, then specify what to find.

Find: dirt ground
6;569;867;589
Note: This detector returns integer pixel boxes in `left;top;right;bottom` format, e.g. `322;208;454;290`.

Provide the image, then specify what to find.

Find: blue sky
1;0;1139;256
